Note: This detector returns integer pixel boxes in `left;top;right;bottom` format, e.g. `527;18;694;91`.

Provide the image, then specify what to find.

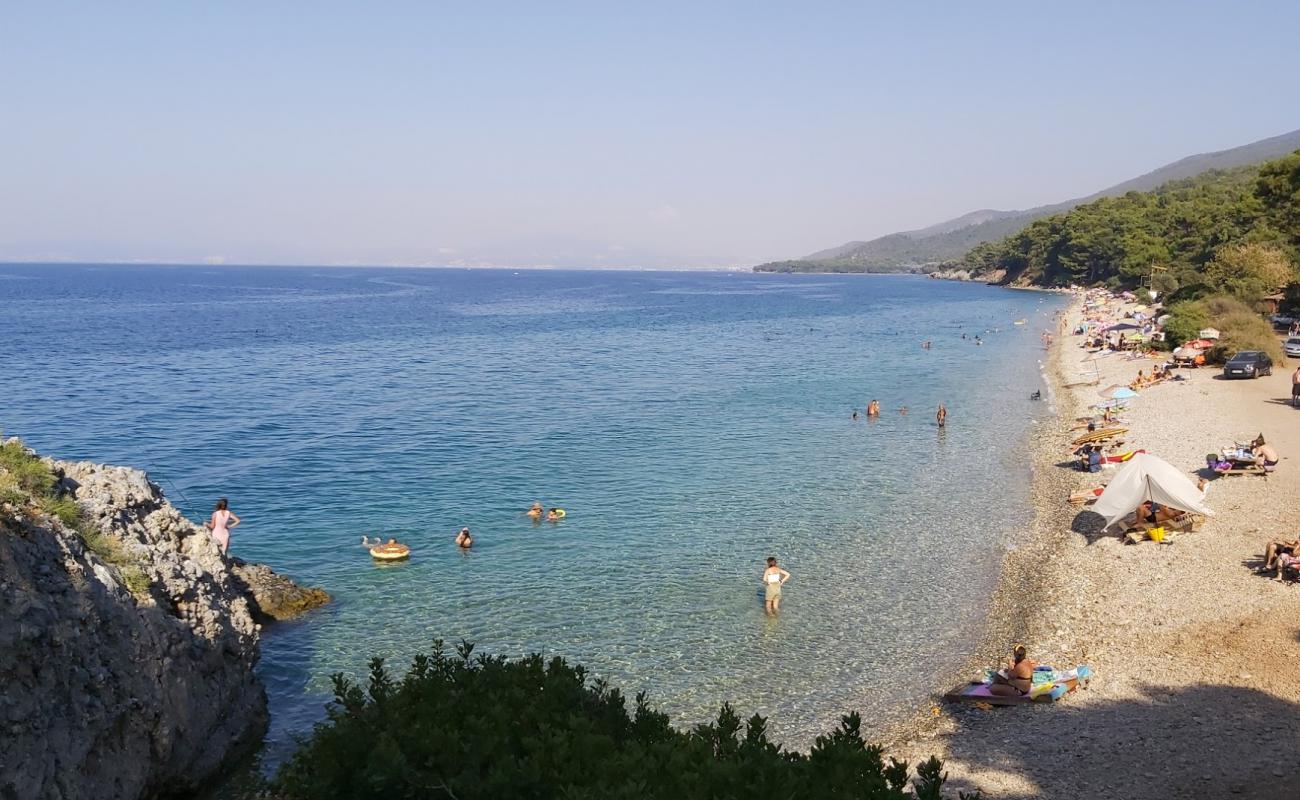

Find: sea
0;264;1064;769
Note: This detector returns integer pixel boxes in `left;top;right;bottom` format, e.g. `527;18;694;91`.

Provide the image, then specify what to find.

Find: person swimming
455;527;473;549
526;502;543;518
546;508;564;522
936;404;947;428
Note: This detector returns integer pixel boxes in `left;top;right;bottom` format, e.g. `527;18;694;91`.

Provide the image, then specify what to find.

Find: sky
1;2;1298;269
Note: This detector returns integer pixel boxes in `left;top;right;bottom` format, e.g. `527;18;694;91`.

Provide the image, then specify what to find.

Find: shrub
274;641;976;800
1162;300;1209;347
1208;311;1284;364
0;440;55;496
36;494;82;527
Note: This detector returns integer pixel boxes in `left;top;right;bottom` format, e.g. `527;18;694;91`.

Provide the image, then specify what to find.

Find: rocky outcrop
230;558;330;623
0;455;280;799
927;266;1008;284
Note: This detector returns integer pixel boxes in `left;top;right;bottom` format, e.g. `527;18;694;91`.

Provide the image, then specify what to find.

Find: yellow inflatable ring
369;543;411;561
553;509;566;519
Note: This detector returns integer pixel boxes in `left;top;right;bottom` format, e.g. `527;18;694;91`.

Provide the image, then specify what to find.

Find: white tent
1091;453;1214;529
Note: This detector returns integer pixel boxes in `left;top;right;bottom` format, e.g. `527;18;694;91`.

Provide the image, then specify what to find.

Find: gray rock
0;455;269;799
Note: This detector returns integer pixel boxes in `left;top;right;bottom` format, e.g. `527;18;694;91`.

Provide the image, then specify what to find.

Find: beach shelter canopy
1091;453;1214;529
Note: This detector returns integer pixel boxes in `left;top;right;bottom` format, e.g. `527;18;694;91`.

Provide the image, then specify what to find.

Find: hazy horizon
3;2;1298;269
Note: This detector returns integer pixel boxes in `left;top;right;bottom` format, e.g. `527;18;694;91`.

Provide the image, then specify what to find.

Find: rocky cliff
0;447;319;799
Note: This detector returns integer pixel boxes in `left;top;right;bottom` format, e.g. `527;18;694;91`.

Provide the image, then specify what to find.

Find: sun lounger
1071;428;1129;447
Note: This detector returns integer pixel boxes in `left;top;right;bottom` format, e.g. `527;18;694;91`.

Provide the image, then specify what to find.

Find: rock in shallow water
230;558;330;623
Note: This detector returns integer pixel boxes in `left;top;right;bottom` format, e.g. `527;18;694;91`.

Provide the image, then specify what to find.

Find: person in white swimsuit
204;497;241;554
762;556;791;616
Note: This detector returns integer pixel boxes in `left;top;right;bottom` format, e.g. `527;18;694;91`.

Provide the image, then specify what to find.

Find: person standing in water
762;556;791;616
866;399;880;417
204;497;240;554
455;527;473;549
936;404;947;428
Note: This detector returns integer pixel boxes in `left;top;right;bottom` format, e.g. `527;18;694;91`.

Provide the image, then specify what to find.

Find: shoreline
887;293;1300;798
880;294;1080;752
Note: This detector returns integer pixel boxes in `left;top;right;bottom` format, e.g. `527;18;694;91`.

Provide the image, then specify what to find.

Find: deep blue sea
0;264;1063;764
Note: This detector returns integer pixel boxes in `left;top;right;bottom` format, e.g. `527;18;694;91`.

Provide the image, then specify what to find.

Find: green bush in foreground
274;641;975;800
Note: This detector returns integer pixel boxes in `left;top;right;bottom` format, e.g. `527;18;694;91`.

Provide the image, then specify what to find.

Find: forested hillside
755;128;1300;274
950;151;1300;292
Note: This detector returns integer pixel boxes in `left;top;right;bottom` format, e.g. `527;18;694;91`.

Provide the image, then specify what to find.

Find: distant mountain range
754;127;1300;273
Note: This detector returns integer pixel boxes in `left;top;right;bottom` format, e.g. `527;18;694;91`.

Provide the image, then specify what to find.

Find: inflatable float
369;542;411;562
1102;449;1145;463
945;665;1092;706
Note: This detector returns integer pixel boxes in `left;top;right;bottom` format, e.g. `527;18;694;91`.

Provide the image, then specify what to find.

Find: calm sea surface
0;264;1063;764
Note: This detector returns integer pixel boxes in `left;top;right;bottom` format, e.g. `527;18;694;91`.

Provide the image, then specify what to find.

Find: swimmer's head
215;497;228;511
766;556;777;567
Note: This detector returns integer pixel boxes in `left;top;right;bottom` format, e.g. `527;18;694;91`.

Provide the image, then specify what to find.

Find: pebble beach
891;292;1300;799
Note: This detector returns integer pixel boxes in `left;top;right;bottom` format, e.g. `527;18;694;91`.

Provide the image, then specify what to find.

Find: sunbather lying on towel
1068;486;1106;504
990;645;1037;696
1131;501;1179;527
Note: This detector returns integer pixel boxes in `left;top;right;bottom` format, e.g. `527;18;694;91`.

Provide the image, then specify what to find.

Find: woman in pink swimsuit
204;497;241;554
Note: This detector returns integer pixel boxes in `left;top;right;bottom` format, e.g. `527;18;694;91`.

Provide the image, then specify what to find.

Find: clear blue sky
2;1;1297;268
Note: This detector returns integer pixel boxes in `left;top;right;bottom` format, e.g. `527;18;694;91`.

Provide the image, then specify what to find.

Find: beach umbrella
1109;387;1138;400
1186;339;1214;349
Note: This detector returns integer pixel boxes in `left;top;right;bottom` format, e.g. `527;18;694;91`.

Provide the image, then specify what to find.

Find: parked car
1286;338;1300;359
1271;314;1296;330
1223;351;1273;379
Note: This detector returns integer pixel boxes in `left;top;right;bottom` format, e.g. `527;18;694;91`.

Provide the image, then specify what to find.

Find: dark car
1223;351;1273;379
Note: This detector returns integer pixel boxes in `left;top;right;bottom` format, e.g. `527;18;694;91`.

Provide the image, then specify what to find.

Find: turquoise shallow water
0;265;1062;763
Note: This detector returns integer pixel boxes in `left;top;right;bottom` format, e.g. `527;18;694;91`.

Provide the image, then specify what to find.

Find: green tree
1255;151;1300;256
1202;243;1295;303
274;641;976;800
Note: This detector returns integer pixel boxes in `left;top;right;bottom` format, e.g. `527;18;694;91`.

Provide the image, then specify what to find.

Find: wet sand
888;295;1300;799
